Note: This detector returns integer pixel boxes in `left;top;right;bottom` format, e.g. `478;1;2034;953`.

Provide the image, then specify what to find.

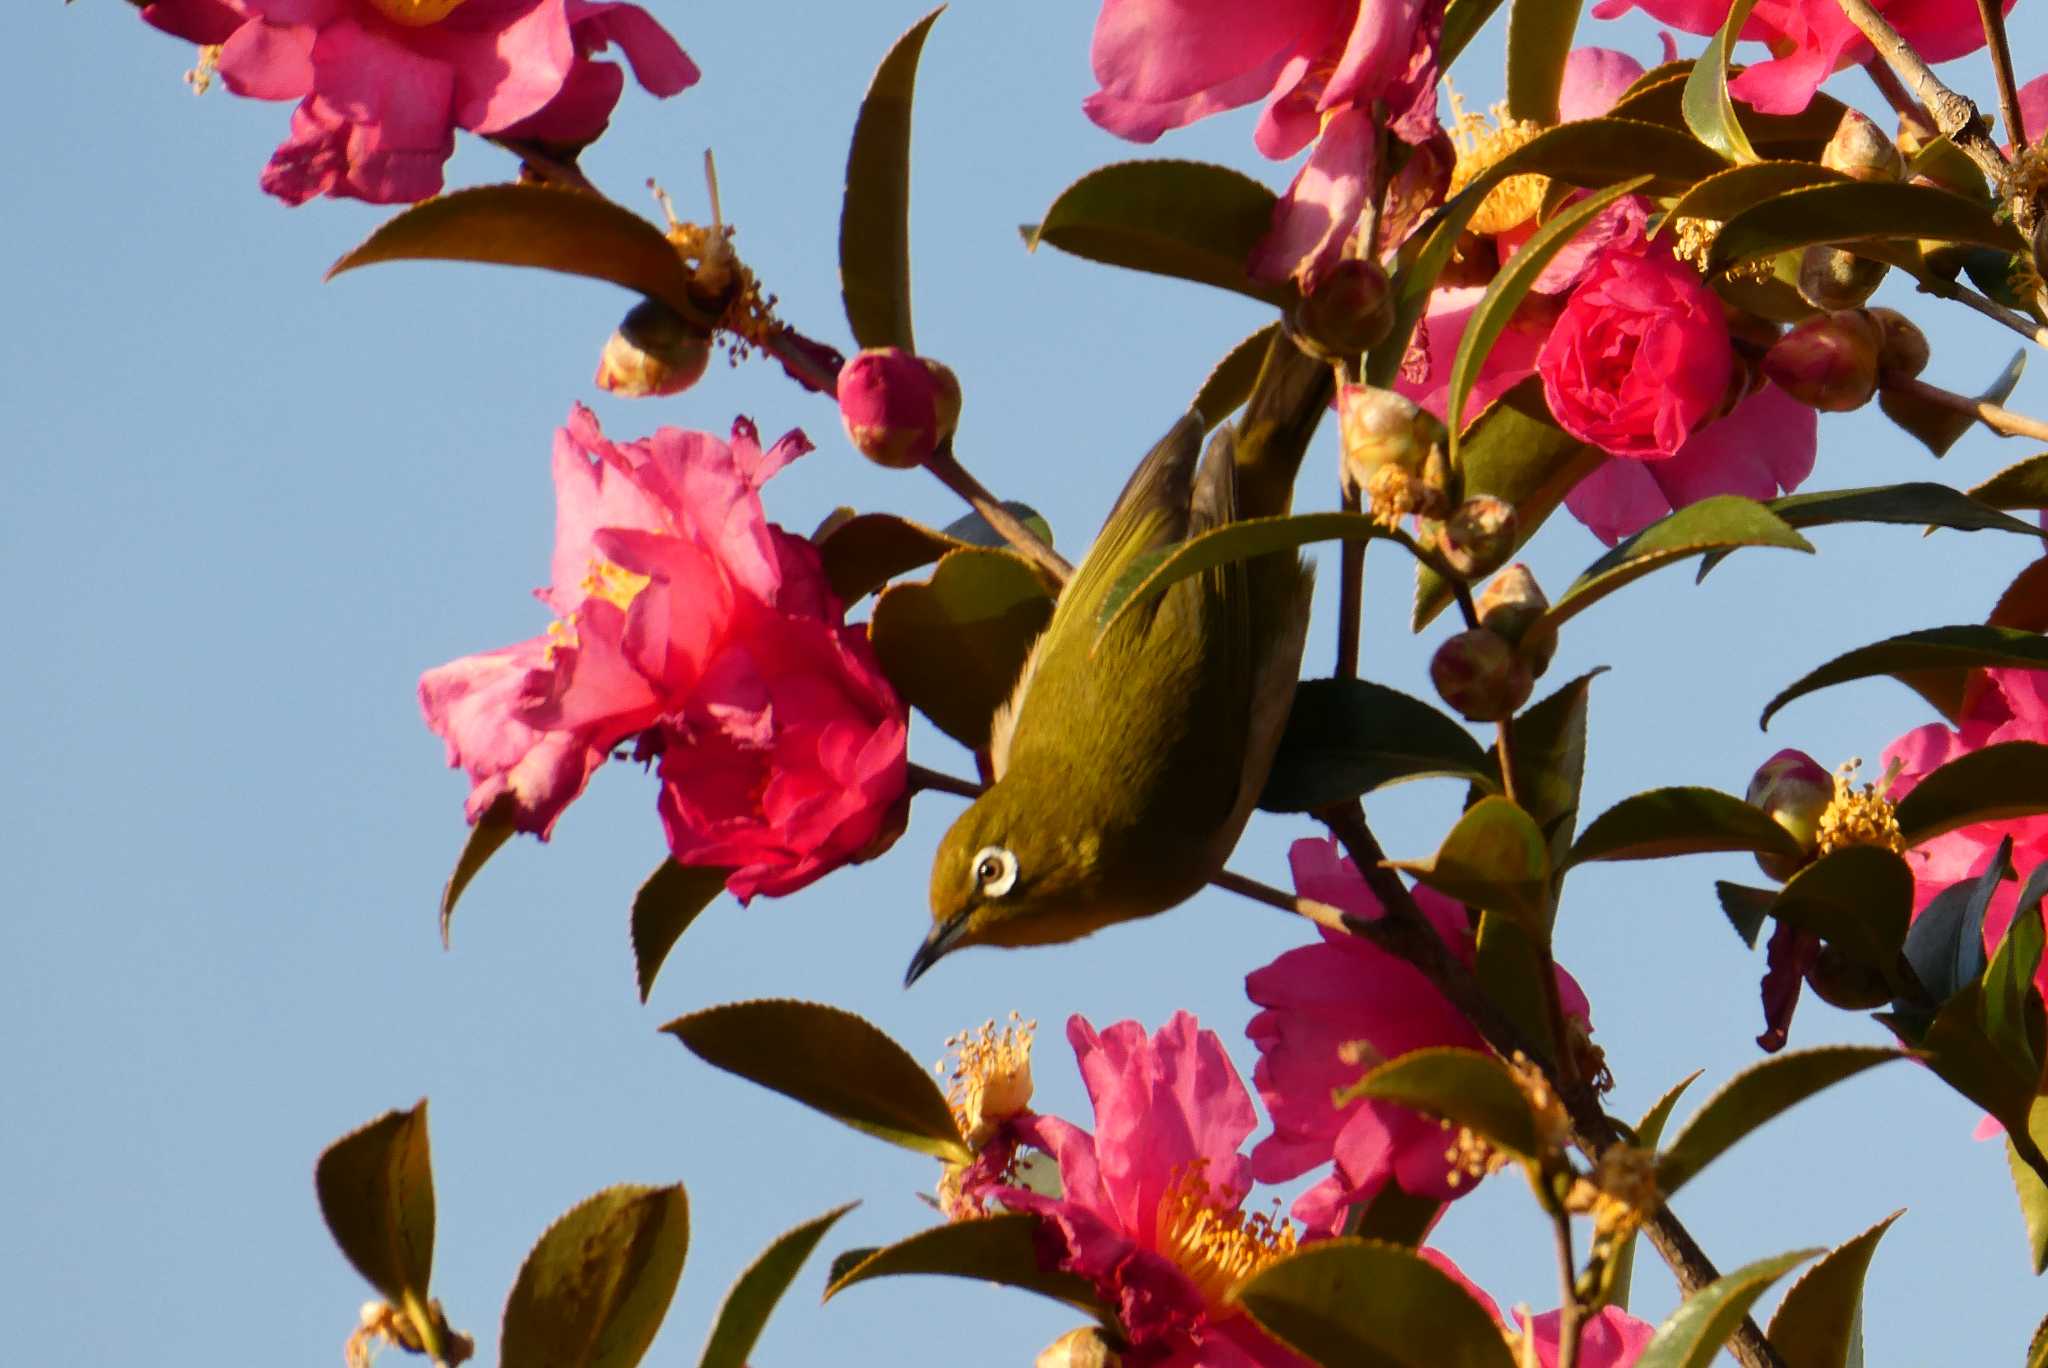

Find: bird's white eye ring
971;845;1019;898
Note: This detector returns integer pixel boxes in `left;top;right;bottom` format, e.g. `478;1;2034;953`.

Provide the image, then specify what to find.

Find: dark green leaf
1881;349;2024;458
1346;1185;1444;1247
1769;847;1915;980
1237;1239;1518;1368
869;547;1054;750
441;793;519;947
1606;1072;1703;1312
839;7;943;350
1194;323;1284;430
1474;913;1558;1058
1636;1248;1819;1368
662;999;969;1163
1024;160;1293;308
2007;1099;2048;1275
697;1202;856;1368
1449;178;1649;444
1717;882;1778;949
1896;742;2048;846
1390;796;1552;930
329;187;704;326
2030;1309;2048;1367
1505;0;1578;124
1441;0;1509;68
631;861;730;1004
1682;0;1763;163
1764;1211;1902;1368
1259;678;1493;811
1710;181;2025;271
501;1185;690;1368
1336;1047;1540;1158
824;1213;1103;1314
1902;857;2001;1008
1765;482;2043;540
1510;670;1605;876
1983;897;2045;1080
1666;162;1845;225
815;513;964;605
1607;72;1850;159
1913;982;2039;1136
1658;1047;1905;1194
315;1100;436;1305
1762;627;2048;730
1564;786;1803;869
941;502;1055;551
1099;512;1394;639
1970;450;2048;511
1541;496;1812;633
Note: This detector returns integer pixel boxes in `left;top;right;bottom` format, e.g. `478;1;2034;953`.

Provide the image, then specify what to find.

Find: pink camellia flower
1245;839;1594;1232
991;1013;1309;1368
1592;0;2006;114
140;0;696;204
1082;0;1446;288
1434;1254;1656;1367
1883;667;2048;997
420;405;909;901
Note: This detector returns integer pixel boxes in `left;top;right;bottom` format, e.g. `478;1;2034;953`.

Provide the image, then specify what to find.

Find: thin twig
1337;479;1365;679
1862;57;1935;139
925;442;1074;582
1210;869;1352;934
1386;525;1481;629
907;763;983;799
1495;720;1520;806
1550;1205;1582;1368
1884;374;2048;439
1913;272;2048;348
1974;0;2028;151
488;136;603;195
1833;0;2007;183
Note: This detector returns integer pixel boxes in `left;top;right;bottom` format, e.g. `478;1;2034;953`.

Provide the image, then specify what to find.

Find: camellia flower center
365;0;470;27
1445;88;1548;237
1815;757;1906;856
1153;1160;1297;1310
581;557;652;612
938;1012;1036;1149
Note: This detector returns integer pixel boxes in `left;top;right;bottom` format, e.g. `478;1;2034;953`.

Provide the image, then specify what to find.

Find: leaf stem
1337;479;1366;679
1388;525;1482;629
906;763;983;799
1884;374;2048;439
1912;272;2048;348
925;442;1074;582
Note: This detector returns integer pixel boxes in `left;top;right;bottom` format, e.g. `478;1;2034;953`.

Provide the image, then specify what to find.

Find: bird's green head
907;786;1112;985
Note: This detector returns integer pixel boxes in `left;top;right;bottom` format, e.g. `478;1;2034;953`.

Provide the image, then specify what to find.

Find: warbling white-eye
908;339;1331;983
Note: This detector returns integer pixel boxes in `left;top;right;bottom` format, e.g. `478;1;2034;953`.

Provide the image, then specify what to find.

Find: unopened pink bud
1476;564;1556;675
1865;307;1930;381
1762;311;1882;412
1746;747;1832;880
1820;109;1904;183
1431;627;1534;722
836;347;962;469
1291;258;1394;360
1440;496;1517;579
1796;246;1886;311
1339;384;1443;487
595;299;713;398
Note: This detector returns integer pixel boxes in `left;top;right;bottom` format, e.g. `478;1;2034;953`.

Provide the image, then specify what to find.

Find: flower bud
1761;310;1881;412
1820;109;1905;182
594;298;713;398
1431;627;1534;722
1339;384;1444;486
1804;942;1894;1009
1290;258;1394;360
836;347;962;468
1865;307;1930;381
1439;496;1517;579
1036;1327;1124;1368
1745;747;1832;880
1476;563;1556;675
1796;245;1886;311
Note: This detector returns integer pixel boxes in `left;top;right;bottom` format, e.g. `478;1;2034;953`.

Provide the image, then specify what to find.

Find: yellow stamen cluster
1670;215;1779;283
649;171;785;362
937;1012;1036;1150
1815;758;1906;857
1447;89;1549;236
365;0;469;26
1153;1160;1297;1309
1442;1121;1508;1188
184;44;222;96
580;558;651;613
1566;1143;1660;1245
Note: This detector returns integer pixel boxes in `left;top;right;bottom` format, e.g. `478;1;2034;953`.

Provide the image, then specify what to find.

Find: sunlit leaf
501;1185;689;1368
840;7;943;350
441;794;519;947
1564;786;1803;869
697;1203;856;1368
1259;678;1493;811
1508;669;1604;877
1390;796;1551;929
1982;898;2046;1080
1970;450;2048;511
631;860;732;1003
1761;627;2048;730
1335;1047;1540;1158
1881;349;2024;457
1896;742;2048;846
824;1213;1103;1313
1237;1239;1518;1368
1717;882;1778;949
1635;1248;1818;1368
2007;1098;2048;1275
1666;162;1844;224
1682;0;1762;162
869;547;1055;750
1764;1211;1903;1368
1099;512;1395;639
315;1100;436;1305
1194;323;1284;430
663;999;969;1162
1710;181;2024;271
1541;496;1811;633
1658;1047;1905;1194
1607;72;1849;159
1505;0;1578;124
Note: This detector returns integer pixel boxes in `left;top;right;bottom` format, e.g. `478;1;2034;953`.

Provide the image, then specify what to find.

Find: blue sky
10;1;2048;1363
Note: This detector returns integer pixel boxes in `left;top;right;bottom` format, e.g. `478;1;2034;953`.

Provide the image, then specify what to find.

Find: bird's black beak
904;913;971;987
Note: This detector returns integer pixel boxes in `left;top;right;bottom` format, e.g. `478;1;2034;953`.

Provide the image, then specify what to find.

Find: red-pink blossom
1591;0;2006;114
1436;1255;1654;1367
421;406;909;901
1082;0;1445;288
1884;667;2048;995
992;1013;1308;1368
141;0;695;204
1245;839;1593;1232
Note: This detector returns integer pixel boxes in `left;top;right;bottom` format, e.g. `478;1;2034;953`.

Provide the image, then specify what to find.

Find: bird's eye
971;845;1019;897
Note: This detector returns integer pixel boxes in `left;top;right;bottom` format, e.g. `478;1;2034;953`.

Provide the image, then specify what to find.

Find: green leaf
329;186;703;326
1983;897;2046;1079
1414;380;1601;627
1913;982;2040;1138
824;1213;1104;1314
662;999;969;1163
1709;181;2025;271
839;7;942;350
1881;349;2024;458
1717;882;1778;949
1194;323;1284;430
815;513;965;605
1636;1248;1819;1368
1608;71;1850;159
441;794;519;947
1474;913;1558;1058
1346;1185;1445;1247
1449;178;1650;446
631;861;731;1004
1665;162;1846;225
315;1100;436;1305
1658;1047;1904;1194
1901;854;2001;1009
1609;1072;1703;1312
1908;134;1991;200
2029;1309;2048;1367
1441;0;1509;69
940;503;1055;551
1970;450;2048;511
1765;1210;1902;1368
1564;786;1803;869
1769;847;1915;981
869;547;1054;750
1505;0;1578;124
1765;482;2043;540
2007;1098;2048;1275
1023;160;1293;308
1760;626;2048;730
1540;496;1812;634
1335;1047;1540;1159
1389;796;1552;930
1683;0;1763;162
501;1185;690;1368
1259;678;1493;811
1237;1239;1518;1368
697;1202;856;1368
1099;512;1395;638
1510;670;1605;876
1896;741;2048;846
